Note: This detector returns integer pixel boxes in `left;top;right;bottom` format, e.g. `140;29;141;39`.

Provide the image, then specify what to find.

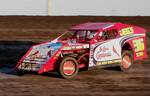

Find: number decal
136;52;144;57
132;38;145;52
120;27;134;36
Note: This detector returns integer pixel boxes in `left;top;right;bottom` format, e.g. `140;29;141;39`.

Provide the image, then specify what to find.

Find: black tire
120;51;133;72
58;57;79;79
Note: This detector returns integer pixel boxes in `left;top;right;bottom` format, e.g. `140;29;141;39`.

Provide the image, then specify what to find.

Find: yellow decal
102;61;107;65
136;52;144;57
133;38;145;52
96;59;121;65
120;27;134;36
108;61;113;64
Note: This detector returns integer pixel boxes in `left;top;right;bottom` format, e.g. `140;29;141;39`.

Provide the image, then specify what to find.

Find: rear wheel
58;57;79;79
120;51;133;72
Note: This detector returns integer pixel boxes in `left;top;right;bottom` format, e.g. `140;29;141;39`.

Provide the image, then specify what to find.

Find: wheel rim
122;55;132;69
63;61;76;76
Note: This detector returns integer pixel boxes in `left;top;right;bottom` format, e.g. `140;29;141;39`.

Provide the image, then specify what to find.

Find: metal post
48;0;51;16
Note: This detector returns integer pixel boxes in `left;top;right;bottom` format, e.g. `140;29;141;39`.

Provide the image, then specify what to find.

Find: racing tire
58;57;79;79
120;51;133;72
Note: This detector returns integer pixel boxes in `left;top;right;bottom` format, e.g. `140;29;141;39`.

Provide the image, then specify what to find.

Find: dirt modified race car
16;22;148;79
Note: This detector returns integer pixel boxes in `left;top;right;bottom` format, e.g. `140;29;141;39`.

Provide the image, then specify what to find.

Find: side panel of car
89;33;147;68
89;38;122;67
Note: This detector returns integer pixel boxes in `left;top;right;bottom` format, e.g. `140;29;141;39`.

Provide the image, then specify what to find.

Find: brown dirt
0;16;150;96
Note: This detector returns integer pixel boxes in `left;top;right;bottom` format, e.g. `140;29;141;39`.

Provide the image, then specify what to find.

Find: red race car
16;22;148;79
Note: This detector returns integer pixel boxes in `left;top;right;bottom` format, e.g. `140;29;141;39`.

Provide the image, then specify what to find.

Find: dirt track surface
0;16;150;96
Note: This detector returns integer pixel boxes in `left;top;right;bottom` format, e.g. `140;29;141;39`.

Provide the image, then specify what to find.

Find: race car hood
19;41;62;67
26;42;62;59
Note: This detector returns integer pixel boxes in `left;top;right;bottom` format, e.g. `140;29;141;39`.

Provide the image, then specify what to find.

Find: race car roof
70;22;115;30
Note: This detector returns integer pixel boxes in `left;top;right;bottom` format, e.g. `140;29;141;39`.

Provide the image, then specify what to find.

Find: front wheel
120;51;133;72
58;57;79;79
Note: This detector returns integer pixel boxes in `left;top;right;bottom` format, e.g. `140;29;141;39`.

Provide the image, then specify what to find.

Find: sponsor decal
96;59;121;65
94;46;111;61
63;44;89;50
63;47;72;50
119;27;134;36
132;38;145;57
132;38;144;52
76;46;82;49
136;52;144;57
91;38;122;67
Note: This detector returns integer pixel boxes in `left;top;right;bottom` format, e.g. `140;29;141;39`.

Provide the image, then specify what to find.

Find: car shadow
0;41;61;78
102;66;121;72
0;41;36;75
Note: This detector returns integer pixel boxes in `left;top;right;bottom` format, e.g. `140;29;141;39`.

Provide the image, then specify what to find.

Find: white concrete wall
0;0;47;15
51;0;150;16
0;0;149;16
